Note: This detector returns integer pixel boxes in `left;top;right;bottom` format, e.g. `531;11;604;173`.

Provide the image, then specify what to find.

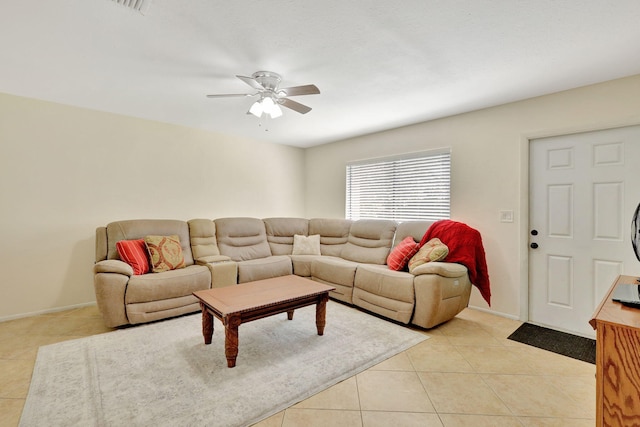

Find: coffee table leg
200;302;213;345
224;314;241;368
287;310;294;320
315;294;328;335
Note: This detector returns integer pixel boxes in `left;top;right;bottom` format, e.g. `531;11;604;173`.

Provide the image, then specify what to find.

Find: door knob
530;242;539;249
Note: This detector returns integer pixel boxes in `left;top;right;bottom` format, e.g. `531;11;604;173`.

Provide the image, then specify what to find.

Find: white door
529;126;640;338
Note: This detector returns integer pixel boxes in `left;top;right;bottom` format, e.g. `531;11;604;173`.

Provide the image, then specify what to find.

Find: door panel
529;126;640;338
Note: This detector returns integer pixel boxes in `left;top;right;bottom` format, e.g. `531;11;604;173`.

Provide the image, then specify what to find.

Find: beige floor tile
282;408;362;427
0;318;40;342
417;328;452;345
368;351;414;371
357;370;435;413
545;374;596;411
0;334;80;361
437;318;504;346
482;374;592;418
419;372;511;416
26;315;112;337
508;346;595;377
476;320;522;340
518;417;594;426
455;345;538;375
0;359;33;399
439;413;522;427
406;343;474;373
0;398;24;427
294;377;360;410
251;410;284;427
361;411;443;427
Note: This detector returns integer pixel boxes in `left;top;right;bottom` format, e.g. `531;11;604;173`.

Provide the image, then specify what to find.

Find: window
346;149;451;221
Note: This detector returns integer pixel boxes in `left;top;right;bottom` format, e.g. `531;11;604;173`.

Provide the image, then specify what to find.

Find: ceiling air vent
111;0;152;14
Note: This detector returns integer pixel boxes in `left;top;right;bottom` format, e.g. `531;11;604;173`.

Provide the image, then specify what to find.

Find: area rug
20;301;428;427
507;322;595;364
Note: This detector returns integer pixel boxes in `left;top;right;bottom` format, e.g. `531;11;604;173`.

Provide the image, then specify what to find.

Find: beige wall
0;93;305;319
304;74;640;318
3;75;640;321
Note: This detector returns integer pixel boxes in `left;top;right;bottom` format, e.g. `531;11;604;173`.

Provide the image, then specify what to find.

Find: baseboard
0;301;97;323
467;304;520;321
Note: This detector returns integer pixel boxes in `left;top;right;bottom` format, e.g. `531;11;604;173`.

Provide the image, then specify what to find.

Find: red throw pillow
387;236;420;271
116;239;150;275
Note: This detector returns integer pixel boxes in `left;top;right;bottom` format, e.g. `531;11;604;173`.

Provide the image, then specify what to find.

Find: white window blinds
346;149;451;221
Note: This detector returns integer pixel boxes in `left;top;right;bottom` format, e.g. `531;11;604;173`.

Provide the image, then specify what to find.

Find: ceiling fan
206;71;320;119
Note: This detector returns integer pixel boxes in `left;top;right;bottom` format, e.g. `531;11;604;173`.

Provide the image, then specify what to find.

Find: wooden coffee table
193;275;335;368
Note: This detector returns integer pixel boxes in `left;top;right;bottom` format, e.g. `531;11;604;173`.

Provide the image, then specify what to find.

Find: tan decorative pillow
292;234;321;255
144;235;186;273
408;238;449;273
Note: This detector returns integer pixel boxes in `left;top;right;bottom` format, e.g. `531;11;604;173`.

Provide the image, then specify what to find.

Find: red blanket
420;220;491;306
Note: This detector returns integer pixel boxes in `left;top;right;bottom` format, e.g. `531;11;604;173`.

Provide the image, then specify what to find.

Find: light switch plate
500;210;514;223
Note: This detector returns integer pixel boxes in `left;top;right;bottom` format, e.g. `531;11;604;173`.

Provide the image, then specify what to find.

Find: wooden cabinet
590;275;640;426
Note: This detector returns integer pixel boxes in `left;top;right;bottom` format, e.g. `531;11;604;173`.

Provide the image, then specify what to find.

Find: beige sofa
94;217;472;329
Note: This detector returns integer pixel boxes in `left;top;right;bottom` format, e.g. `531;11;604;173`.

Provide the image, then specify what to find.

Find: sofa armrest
195;255;232;264
94;259;134;276
196;257;238;288
410;261;467;278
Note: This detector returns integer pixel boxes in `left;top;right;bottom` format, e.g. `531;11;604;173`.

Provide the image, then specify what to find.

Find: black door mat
507;322;595;364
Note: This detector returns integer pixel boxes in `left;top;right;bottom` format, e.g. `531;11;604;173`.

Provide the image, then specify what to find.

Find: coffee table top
193;275;335;316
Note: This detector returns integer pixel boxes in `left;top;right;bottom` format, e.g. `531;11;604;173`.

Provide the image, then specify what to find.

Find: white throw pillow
292;234;321;255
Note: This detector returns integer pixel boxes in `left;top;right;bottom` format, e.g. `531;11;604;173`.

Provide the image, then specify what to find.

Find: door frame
518;120;640;324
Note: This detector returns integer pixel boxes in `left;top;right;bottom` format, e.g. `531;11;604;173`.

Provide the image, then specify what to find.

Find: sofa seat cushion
237;255;292;283
354;264;415;303
311;256;359;304
311;256;358;287
125;265;210;304
126;295;201;325
290;254;323;277
353;264;416;324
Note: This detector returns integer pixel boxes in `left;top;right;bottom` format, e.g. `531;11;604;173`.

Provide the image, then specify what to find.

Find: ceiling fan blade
280;98;312;114
236;75;264;90
206;93;253;98
279;84;320;96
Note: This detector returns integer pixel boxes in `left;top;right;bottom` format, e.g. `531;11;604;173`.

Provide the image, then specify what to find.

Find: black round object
632;202;640;262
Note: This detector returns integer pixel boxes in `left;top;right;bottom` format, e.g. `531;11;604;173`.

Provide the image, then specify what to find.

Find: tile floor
0;305;595;427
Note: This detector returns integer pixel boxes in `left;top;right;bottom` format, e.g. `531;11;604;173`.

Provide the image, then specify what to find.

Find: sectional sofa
94;217;472;329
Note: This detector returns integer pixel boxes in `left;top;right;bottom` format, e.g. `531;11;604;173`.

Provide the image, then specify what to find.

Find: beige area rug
20;301;428;427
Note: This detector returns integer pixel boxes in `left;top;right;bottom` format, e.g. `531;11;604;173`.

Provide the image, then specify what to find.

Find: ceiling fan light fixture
269;103;283;119
262;97;282;119
249;97;283;119
248;99;264;117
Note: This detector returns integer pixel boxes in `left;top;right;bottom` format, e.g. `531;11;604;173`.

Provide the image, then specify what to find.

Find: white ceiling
1;1;640;148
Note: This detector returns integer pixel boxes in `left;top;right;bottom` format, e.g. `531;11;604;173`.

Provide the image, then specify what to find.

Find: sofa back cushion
340;219;397;264
393;220;435;248
215;217;271;261
263;217;310;255
188;219;221;261
104;219;194;266
309;218;353;256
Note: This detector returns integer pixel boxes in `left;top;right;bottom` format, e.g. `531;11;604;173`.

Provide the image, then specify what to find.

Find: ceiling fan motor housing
252;71;282;92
